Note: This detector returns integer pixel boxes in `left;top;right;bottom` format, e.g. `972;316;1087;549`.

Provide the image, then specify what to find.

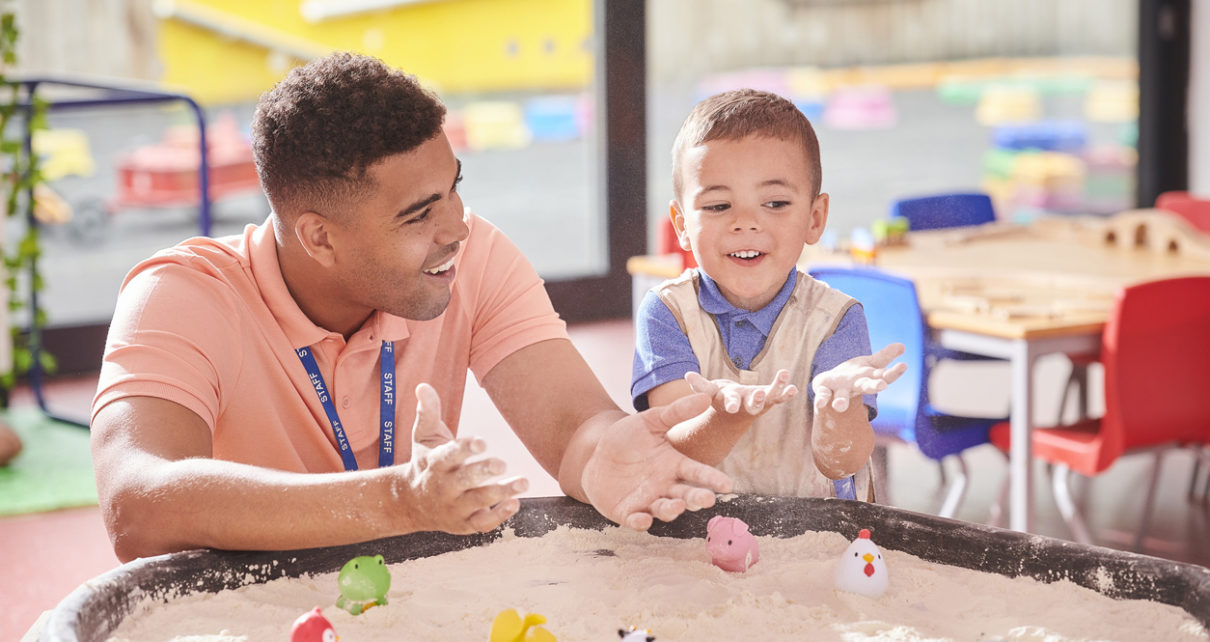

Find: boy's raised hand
812;343;908;413
400;383;527;535
685;369;798;415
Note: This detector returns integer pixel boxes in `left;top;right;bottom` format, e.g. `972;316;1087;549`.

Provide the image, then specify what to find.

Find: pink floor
4;319;1209;639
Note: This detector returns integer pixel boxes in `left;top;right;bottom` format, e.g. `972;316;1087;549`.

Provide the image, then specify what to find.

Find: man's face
329;131;469;322
673;134;828;311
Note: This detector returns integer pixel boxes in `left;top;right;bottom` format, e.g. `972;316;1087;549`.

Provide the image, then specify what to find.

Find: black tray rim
40;495;1210;641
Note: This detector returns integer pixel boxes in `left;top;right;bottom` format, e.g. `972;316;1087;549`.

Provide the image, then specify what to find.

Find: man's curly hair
252;52;447;218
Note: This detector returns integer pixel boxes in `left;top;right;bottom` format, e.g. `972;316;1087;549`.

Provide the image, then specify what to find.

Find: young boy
631;89;906;500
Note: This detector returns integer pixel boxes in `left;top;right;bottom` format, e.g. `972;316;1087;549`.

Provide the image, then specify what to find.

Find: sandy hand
685;368;798;415
812;342;908;413
581;393;733;531
400;383;527;534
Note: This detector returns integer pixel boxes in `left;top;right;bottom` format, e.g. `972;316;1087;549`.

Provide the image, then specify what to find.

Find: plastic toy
705;515;759;573
848;227;877;265
290;607;337;642
490;608;557;642
833;528;889;597
871;217;909;247
336;554;391;615
619;626;656;641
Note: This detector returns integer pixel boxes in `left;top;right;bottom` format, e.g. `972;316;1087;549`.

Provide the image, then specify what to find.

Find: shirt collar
248;219;412;350
697;268;799;336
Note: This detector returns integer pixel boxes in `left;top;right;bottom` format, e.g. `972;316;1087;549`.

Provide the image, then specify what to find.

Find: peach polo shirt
92;212;568;473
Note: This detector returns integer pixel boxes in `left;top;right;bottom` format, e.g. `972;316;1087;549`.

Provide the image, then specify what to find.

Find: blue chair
809;266;1004;517
889;192;996;231
892;191;1091;421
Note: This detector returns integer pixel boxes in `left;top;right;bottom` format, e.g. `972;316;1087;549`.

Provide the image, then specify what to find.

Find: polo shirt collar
247;219;412;350
697;267;799;336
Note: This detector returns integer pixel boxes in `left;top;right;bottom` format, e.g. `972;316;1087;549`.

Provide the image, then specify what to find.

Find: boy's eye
764;200;790;209
702;203;730;213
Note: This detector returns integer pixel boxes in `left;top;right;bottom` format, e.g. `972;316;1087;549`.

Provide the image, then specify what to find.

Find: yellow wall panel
156;0;592;104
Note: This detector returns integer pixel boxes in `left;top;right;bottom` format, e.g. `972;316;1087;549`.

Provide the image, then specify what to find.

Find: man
90;52;730;563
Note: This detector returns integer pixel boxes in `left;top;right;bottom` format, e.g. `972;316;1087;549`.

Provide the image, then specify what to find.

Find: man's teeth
730;250;762;259
424;256;456;274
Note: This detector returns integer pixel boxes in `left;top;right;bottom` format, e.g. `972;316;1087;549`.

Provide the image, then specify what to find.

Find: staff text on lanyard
296;341;396;471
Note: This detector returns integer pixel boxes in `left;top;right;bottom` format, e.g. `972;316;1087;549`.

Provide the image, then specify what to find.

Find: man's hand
581;393;733;531
812;342;908;413
399;383;528;534
685;368;798;415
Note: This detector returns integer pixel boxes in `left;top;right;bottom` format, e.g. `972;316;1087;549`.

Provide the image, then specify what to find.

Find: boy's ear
670;200;692;251
294;211;338;267
804;192;830;245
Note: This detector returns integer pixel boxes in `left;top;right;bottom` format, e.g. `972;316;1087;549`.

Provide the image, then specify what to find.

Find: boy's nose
731;209;761;232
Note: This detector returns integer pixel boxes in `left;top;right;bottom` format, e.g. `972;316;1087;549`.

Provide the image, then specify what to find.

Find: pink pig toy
706;515;759;572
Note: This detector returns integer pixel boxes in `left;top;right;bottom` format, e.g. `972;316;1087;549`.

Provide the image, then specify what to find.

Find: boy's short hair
671;88;822;201
252;52;447;218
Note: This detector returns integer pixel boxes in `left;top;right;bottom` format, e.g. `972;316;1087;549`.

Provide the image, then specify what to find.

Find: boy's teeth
424;256;456;274
730;250;761;259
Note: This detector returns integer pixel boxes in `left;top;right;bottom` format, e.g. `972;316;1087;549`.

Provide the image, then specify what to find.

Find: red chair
989;276;1210;547
1155;190;1210;234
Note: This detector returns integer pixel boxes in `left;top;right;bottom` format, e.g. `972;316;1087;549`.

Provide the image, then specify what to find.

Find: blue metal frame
14;77;212;427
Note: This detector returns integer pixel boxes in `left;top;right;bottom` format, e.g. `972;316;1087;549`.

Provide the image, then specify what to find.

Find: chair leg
1134;451;1164;553
987;451;1011;528
1057;360;1090;423
1190;449;1204;502
1052;463;1094;545
1194;445;1210;505
870;444;891;506
1204;452;1210;505
938;455;969;519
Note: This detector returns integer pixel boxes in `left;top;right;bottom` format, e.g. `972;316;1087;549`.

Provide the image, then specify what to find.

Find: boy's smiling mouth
728;250;764;260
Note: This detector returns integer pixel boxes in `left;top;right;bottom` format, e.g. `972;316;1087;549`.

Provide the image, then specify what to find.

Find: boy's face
672;134;828;311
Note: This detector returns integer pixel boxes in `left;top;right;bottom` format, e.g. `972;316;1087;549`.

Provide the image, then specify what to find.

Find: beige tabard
655;269;873;499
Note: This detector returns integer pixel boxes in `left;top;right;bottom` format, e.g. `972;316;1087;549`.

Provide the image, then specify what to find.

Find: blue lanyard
296;341;396;471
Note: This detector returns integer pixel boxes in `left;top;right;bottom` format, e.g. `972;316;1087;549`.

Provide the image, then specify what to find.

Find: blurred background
10;0;1183;362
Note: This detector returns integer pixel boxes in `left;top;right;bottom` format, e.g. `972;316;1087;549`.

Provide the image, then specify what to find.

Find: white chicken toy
833;528;889;597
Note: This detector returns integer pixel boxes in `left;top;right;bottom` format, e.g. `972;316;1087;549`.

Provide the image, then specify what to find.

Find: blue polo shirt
631;268;877;417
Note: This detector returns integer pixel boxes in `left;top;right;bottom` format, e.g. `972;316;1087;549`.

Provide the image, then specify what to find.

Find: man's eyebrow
401;193;440;217
399;160;462;217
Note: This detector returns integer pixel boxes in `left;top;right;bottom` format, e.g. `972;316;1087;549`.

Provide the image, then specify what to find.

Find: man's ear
805;192;830;245
294;211;338;267
670;200;692;251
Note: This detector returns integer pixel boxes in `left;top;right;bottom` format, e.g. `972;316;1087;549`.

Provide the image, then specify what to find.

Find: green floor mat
0;406;96;516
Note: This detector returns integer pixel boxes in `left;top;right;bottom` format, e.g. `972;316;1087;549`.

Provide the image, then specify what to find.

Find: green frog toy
336;554;391;615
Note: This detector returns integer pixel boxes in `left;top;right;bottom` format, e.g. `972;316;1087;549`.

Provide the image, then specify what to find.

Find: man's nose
437;196;470;245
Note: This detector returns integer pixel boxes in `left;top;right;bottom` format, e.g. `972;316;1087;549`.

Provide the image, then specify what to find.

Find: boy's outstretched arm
810;342;907;479
645;369;798;465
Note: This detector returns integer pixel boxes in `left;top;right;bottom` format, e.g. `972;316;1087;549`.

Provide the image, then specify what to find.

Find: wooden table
628;211;1210;533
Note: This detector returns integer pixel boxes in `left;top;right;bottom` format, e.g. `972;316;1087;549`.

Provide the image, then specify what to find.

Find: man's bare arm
91;395;520;562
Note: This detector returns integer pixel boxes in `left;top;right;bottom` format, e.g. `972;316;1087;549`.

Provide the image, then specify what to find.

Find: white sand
107;526;1208;641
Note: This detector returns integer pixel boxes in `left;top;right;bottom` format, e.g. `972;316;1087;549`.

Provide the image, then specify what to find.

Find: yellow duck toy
490;609;557;642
